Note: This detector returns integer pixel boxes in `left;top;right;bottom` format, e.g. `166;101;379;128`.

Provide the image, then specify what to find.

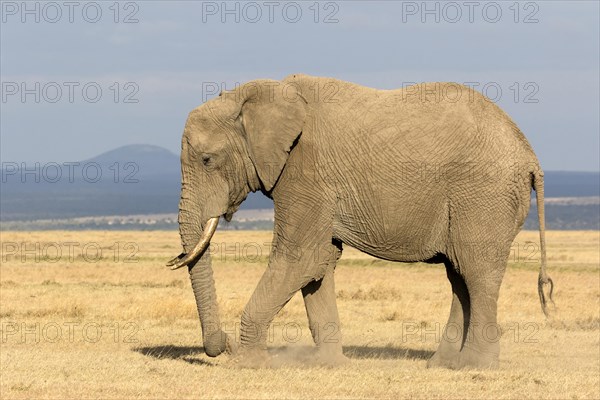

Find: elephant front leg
238;246;307;360
238;238;344;366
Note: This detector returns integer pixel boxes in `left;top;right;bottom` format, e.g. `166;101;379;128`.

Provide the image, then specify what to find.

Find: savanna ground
0;230;598;399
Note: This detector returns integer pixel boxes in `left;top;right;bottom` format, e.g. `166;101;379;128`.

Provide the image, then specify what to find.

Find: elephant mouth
224;208;236;222
167;216;220;270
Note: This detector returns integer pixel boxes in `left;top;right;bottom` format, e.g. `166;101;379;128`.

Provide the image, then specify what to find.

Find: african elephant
167;74;553;369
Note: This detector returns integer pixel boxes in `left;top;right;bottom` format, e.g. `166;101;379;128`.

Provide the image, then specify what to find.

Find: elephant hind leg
432;243;508;370
427;258;470;368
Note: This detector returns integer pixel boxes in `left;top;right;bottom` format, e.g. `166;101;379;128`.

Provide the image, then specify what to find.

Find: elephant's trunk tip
166;253;184;267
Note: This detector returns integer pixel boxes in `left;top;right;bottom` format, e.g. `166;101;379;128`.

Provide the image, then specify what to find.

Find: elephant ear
238;80;306;192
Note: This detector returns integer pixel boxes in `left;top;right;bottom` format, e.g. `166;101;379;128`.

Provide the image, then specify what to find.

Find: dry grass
1;230;598;399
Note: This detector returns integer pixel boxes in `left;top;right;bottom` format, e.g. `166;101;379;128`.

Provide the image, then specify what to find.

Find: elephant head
167;80;307;356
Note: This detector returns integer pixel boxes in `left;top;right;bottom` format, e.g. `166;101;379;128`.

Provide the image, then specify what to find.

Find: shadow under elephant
133;344;434;367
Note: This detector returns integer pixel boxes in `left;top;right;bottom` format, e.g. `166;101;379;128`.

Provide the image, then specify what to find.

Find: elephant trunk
177;183;228;357
188;250;228;357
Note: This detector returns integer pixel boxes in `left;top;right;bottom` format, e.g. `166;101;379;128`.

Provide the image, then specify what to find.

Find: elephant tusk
169;217;219;270
166;253;184;266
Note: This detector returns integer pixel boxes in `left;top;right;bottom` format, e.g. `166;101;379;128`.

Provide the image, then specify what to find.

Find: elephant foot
426;350;457;369
427;346;499;370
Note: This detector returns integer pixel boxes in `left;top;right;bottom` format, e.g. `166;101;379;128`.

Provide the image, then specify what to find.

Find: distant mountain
1;144;598;229
84;144;180;179
0;144;272;221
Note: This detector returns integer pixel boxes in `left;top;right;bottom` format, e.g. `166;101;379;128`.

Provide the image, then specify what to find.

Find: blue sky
1;1;599;170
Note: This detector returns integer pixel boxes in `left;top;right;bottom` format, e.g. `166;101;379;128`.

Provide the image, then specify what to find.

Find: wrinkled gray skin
171;74;553;369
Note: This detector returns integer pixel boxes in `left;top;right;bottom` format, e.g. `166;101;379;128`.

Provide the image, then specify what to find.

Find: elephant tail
532;169;554;317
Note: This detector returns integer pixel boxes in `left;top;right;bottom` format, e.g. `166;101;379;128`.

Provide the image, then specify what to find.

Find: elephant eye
201;154;212;166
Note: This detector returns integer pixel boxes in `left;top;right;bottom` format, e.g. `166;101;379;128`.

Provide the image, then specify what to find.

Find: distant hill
1;144;598;229
0;144;272;221
85;144;180;179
